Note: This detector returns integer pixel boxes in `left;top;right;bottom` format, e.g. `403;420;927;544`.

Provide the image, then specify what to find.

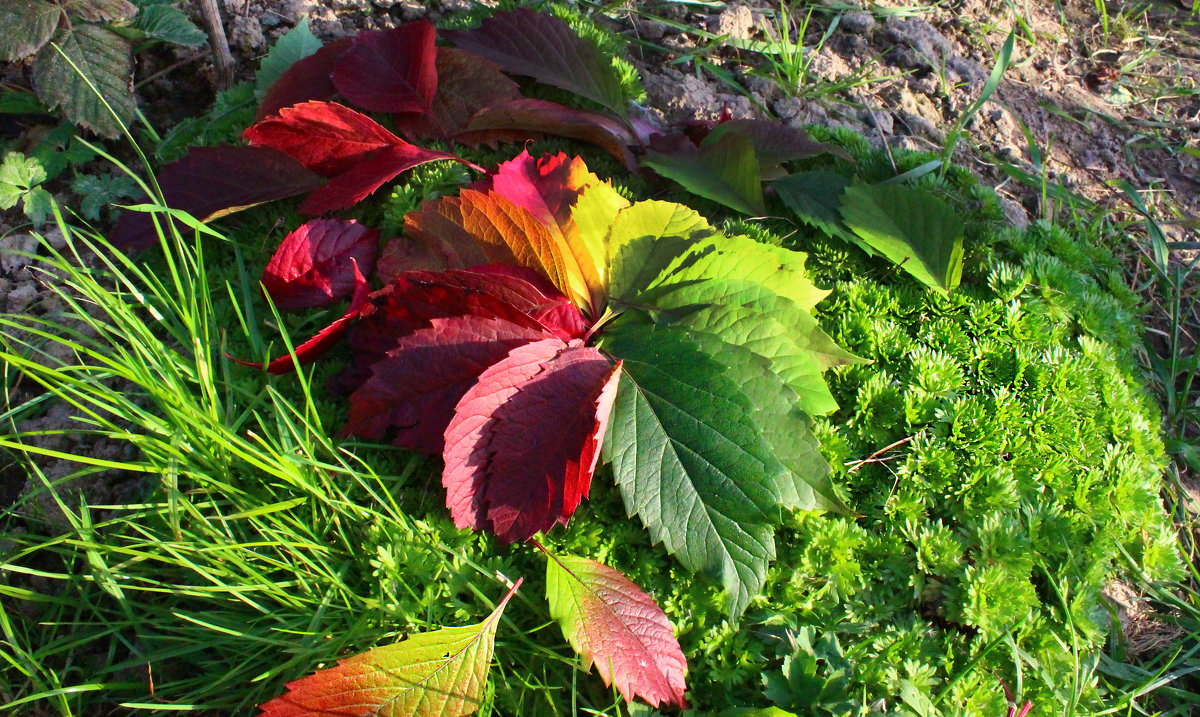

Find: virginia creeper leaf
344;313;553;454
112;146;323;253
461;99;638;170
705;120;849;178
772;171;852;240
240;262;371;375
838;180;966;294
443;339;619;543
599;323;779;621
545;552;688;708
256;38;351;120
331;19;437;114
0;2;61;62
32;25;134;138
262;218;380;310
392;47;521;141
255;19;323;103
444;9;627;117
299;143;467;215
641;131;765;215
258;579;522;717
604;200;717;305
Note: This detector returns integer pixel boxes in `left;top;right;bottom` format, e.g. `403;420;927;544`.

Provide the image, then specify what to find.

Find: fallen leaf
262;218;379;310
330;19;437;114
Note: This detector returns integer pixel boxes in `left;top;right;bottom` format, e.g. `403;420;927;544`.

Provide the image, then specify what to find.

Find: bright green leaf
606;200;716;304
0;2;62;62
642;132;765;215
32;25;135;138
838;180;966;293
600;323;779;621
773;171;852;240
130;4;206;47
255;19;323;101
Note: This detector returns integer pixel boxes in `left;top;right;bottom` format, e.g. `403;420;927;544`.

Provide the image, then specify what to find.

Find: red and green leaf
642;130;765;216
256;38;351;120
544;552;687;709
443;339;619;543
330;19;438;114
258;579;521;717
262;218;379;310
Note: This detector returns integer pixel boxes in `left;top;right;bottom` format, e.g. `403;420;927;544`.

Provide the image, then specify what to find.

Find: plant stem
192;0;235;90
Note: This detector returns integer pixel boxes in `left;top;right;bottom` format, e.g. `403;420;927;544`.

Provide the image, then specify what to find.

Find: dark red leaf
331;20;437;114
443;339;619;542
262;218;380;310
444;9;627;116
392;47;522;141
236;261;371;375
256;38;351;121
460;98;638;170
113;146;323;253
245;101;411;177
344;313;553;454
298;143;467;215
704;119;851;177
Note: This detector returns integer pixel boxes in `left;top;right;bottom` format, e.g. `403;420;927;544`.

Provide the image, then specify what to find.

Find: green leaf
0;1;61;62
718;709;801;717
642;132;765;215
32;25;135;138
255;19;323;101
838;180;966;293
0;90;46;115
773;171;852;240
71;171;140;220
130;4;206;47
606;200;716;305
22;186;54;226
600;323;779;621
0;152;47;195
258;580;521;717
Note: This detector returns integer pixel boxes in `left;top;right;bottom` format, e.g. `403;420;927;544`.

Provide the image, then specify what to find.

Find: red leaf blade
393;46;522;141
262;218;379;310
245;101;405;177
545;553;688;709
331;20;438;113
256;38;351;121
460;98;637;170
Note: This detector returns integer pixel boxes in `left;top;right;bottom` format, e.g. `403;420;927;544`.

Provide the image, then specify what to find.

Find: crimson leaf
544;551;688;708
330;19;437;114
444;9;627;116
393;47;522;141
443;339;620;543
256;38;350;121
262;218;379;310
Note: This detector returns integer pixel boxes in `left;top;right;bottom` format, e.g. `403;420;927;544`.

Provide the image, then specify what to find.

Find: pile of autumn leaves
251;148;855;713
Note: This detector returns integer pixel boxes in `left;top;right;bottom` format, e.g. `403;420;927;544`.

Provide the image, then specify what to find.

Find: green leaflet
600;323;779;622
642;131;766;216
773;171;852;241
130;4;207;48
606;200;716;303
32;25;135;138
838;180;966;294
255;19;322;101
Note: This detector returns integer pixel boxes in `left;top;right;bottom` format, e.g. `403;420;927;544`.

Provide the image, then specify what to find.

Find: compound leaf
129;4;206;47
258;579;522;717
443;339;619;543
838;180;965;294
0;2;61;62
445;8;627;116
545;552;687;708
599;323;778;621
262;218;380;310
32;25;134;138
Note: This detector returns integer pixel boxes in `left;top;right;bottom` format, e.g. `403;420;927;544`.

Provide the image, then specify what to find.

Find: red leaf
393;46;522;141
236;262;370;375
245;101;414;177
113;146;323;253
443;339;618;542
331;20;437;114
299;144;466;215
545;552;688;708
444;9;627;116
460;98;638;170
256;38;351;121
344;313;553;455
262;218;379;310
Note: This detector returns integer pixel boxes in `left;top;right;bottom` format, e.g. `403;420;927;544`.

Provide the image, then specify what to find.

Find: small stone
230;14;265;51
0;234;37;274
6;282;38;313
841;12;876;35
999;198;1030;230
710;5;755;43
42;227;67;250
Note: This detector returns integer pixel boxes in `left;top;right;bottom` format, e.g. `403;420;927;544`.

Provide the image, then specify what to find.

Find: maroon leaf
460;98;638;170
245;101;414;177
113;146;323;253
237;261;371;375
444;9;627;116
704;119;850;177
262;218;379;310
393;47;522;141
298;143;467;215
331;19;437;114
344;313;553;454
256;38;351;121
443;339;619;542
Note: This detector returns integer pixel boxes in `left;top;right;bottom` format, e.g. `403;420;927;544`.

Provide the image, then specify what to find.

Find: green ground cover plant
0;4;1185;716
